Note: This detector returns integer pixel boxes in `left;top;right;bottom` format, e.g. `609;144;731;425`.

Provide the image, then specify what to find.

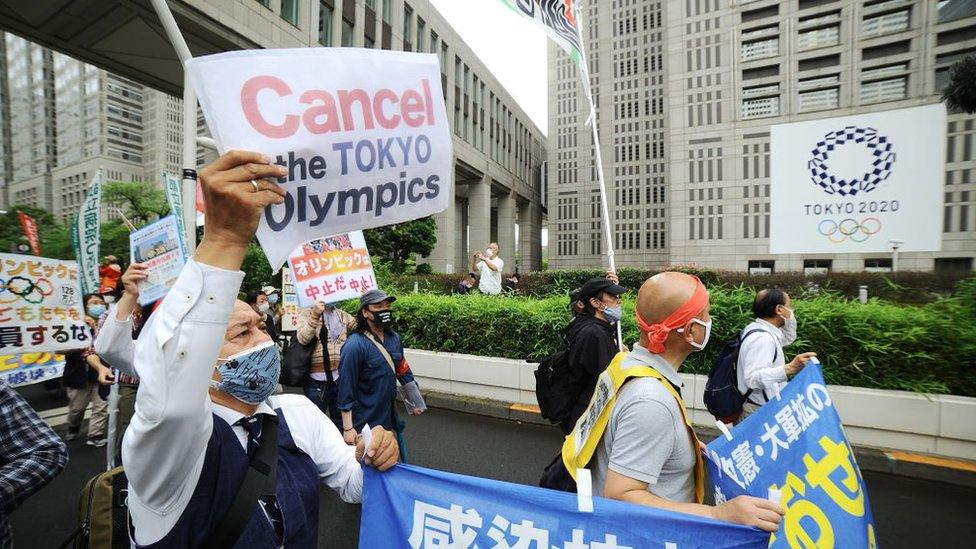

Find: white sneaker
87;437;107;448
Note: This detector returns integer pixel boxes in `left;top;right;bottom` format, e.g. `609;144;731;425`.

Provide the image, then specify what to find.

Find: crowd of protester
0;149;832;547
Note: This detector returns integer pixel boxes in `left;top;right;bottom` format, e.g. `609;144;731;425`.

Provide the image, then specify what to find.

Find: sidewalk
424;390;976;489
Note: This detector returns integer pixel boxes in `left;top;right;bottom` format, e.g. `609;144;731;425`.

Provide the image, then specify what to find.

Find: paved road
11;385;976;548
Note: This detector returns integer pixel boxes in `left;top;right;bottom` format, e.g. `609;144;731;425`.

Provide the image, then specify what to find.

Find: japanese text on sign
0;254;88;353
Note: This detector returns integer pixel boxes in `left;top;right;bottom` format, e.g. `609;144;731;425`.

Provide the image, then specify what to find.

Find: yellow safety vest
562;351;705;504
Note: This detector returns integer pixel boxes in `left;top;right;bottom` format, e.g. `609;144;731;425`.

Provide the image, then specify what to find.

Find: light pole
888;239;905;272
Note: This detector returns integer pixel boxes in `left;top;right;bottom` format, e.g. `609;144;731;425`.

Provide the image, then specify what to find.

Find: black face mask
372;310;394;328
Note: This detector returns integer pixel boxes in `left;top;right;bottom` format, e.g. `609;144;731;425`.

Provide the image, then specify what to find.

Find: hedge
341;279;976;397
377;267;974;304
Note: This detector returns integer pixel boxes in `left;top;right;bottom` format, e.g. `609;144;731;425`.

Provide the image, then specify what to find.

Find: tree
241;240;276;293
102;181;170;225
364;217;438;274
942;55;976;114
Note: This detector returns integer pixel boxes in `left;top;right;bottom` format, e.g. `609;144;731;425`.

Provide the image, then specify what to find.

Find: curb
423;390;976;489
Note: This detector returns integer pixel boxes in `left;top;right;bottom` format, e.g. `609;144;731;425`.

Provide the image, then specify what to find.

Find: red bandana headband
635;276;709;353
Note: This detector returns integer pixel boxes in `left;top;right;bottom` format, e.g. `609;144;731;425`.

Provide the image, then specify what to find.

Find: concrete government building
0;0;546;272
548;0;976;273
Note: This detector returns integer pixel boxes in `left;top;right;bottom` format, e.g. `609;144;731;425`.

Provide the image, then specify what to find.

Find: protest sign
288;231;375;307
0;254;88;354
0;352;65;387
361;464;768;549
705;364;876;548
187;48;453;270
280;267;300;332
17;212;41;255
129;216;188;305
163;173;190;258
72;171;102;295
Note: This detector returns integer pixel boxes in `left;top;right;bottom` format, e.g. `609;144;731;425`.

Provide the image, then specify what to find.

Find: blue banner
705;364;876;548
362;464;768;549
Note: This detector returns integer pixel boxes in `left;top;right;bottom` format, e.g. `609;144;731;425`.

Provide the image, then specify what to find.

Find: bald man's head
636;272;711;355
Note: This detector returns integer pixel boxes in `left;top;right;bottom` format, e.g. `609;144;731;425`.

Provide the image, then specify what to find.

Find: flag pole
572;6;624;347
149;0;198;253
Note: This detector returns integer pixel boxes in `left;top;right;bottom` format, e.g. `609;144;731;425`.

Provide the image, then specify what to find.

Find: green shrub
377;268;973;304
341;287;976;397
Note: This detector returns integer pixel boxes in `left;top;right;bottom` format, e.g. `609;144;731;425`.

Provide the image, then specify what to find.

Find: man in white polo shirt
471;242;504;295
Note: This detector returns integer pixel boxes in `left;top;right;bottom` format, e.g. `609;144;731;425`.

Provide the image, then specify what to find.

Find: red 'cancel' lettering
239;75;437;138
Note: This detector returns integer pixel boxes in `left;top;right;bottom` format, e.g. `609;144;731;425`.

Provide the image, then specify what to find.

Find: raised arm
123;151;287;522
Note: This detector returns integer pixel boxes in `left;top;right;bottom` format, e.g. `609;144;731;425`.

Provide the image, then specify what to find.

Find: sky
428;0;549;135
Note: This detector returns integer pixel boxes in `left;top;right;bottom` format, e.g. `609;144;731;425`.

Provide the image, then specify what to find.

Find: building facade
548;0;976;272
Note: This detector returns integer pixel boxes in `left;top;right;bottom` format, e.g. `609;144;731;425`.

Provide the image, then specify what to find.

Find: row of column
428;172;543;274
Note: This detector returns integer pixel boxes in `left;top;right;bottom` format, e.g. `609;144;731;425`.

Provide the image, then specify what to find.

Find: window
431;31;439;55
798;87;839;111
748;260;775;275
864;258;893;272
382;0;391;24
803;259;832;276
417;18;426;52
861;76;907;103
256;0;270;7
798;25;839;50
365;35;375;49
741;38;778;62
342;19;354;46
741;96;780;118
280;0;298;25
939;0;976;23
934;257;974;272
403;4;413;47
365;0;375;9
319;2;334;46
862;9;910;38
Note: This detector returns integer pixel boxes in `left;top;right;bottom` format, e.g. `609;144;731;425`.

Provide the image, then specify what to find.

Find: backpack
60;466;130;549
703;328;776;423
534;349;574;423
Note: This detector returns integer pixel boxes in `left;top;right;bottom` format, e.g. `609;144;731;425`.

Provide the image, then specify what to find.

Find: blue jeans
303;378;342;430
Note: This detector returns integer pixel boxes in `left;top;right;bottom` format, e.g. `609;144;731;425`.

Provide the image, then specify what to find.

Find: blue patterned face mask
211;340;280;404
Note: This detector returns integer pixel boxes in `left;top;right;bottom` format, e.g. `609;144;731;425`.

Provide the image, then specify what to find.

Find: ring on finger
250;179;260;192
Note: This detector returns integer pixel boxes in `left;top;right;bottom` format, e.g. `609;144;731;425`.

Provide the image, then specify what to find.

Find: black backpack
703;328;776;422
534;349;576;424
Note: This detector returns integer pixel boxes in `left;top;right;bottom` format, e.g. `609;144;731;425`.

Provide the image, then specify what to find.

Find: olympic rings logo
0;276;54;305
818;218;882;243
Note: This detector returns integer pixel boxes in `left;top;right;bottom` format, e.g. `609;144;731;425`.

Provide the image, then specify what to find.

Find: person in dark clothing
245;288;280;344
455;273;477;295
558;276;626;435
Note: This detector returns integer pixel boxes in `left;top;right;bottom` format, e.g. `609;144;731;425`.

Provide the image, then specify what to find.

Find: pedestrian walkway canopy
0;0;255;94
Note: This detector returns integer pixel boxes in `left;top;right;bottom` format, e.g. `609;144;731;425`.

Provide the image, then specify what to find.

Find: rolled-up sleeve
122;260;243;525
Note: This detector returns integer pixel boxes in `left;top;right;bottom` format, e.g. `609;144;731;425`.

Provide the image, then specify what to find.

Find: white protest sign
280;267;300;332
187;48;453;270
0;254;88;353
770;103;946;254
288;231;376;307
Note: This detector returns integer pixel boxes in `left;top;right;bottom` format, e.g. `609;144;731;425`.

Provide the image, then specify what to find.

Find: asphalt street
10;384;976;548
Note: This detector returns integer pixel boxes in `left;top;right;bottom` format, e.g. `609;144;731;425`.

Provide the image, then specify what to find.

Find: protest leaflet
361;464;768;549
0;352;65;387
705;364;876;548
187;48;453;270
288;231;376;307
129;215;188;305
280;267;300;332
0;254;88;354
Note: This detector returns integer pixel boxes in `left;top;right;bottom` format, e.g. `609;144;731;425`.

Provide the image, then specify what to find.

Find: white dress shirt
735;319;787;406
93;305;137;379
122;260;363;546
476;256;504;294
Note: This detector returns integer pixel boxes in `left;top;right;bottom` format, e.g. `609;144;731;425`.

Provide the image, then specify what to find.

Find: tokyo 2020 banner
187;48;453;270
770;103;946;254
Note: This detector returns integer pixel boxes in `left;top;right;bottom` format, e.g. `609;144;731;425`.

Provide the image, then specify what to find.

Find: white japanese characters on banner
770;103;946;254
187;48;453;270
280;267;300;332
0;254;88;353
0;352;65;387
129;215;188;305
288;231;376;307
71;171;102;295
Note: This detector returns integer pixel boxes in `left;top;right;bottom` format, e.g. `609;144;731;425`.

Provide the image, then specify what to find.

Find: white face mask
485;248;494;258
678;318;712;351
779;307;797;346
258;302;271;315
